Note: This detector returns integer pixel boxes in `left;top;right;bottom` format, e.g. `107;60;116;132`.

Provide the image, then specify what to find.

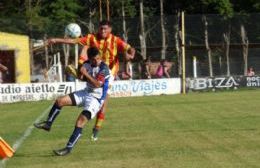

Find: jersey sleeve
76;34;92;46
116;37;131;53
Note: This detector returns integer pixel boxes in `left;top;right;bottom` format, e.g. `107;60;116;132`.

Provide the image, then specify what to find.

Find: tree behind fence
3;13;260;78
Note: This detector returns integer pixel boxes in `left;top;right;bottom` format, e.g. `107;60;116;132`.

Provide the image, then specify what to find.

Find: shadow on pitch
12;151;56;158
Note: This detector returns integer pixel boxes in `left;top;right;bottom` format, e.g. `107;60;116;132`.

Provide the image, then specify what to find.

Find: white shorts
71;89;103;119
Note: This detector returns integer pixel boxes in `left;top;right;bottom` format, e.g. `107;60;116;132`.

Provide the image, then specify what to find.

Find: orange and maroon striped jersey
77;33;131;76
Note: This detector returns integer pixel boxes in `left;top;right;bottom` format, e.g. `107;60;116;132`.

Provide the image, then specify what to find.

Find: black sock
66;126;82;150
92;128;99;137
47;103;61;126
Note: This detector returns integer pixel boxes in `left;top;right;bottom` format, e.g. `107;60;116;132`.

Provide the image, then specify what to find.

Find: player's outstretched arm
47;38;77;45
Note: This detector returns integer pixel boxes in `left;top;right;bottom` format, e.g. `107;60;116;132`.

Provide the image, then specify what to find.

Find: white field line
0;105;51;168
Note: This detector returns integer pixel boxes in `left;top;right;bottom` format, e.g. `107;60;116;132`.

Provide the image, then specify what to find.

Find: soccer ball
65;23;81;38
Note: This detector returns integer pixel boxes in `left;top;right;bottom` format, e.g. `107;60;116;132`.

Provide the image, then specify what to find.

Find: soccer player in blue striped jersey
34;47;110;156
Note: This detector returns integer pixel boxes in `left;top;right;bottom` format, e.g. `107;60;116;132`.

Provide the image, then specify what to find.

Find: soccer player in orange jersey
47;20;135;141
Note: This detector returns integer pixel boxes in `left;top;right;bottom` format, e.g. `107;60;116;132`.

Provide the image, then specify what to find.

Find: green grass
1;90;260;168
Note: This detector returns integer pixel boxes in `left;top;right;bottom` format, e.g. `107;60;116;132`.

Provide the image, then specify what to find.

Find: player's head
98;20;112;39
87;47;101;67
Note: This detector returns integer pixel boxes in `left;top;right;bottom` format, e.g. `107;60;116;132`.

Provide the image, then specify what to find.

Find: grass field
1;90;260;168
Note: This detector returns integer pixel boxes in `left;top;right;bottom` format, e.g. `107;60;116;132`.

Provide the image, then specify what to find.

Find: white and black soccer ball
65;23;81;38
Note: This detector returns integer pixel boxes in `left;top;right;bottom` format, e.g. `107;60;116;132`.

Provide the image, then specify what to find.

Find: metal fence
2;13;260;80
184;14;260;77
84;13;260;78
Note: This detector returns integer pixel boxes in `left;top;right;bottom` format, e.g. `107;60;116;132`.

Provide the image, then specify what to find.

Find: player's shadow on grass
13;152;55;158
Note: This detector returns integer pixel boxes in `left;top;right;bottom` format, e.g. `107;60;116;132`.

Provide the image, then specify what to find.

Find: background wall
0;32;30;83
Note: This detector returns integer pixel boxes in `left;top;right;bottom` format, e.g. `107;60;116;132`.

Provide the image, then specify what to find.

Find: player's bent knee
81;110;92;120
56;98;65;107
76;114;88;127
55;99;62;106
68;93;76;106
56;95;73;107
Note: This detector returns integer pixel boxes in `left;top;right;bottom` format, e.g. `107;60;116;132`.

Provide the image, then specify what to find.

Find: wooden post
181;11;186;94
99;0;102;21
139;0;146;59
106;0;110;21
160;0;166;59
224;30;231;76
44;34;49;69
57;52;62;82
203;15;213;77
75;44;78;69
193;56;197;78
122;1;128;42
174;11;181;76
241;24;249;76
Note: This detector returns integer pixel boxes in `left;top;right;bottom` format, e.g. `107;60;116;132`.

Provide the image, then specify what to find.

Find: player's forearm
79;46;89;65
83;73;101;88
48;38;77;45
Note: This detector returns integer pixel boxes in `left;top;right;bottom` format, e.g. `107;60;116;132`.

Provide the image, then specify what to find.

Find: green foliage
231;0;260;13
172;0;234;16
46;0;82;22
0;0;27;34
25;1;49;35
206;0;234;16
110;0;137;18
41;0;84;36
142;0;158;17
0;0;259;38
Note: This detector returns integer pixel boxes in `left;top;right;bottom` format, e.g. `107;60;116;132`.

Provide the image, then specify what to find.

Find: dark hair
99;20;111;27
87;47;99;59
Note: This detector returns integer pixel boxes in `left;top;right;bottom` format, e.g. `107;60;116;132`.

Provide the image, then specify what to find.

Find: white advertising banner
0;82;75;103
75;78;181;97
0;78;181;103
109;78;181;97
